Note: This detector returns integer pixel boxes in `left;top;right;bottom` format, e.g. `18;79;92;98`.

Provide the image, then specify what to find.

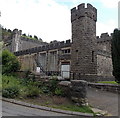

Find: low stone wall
88;82;120;94
58;80;88;106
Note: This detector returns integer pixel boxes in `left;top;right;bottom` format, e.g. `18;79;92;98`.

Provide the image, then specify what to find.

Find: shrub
2;75;21;88
111;29;120;83
2;86;19;98
49;77;58;93
23;86;40;98
41;86;50;93
2;50;20;75
54;88;64;96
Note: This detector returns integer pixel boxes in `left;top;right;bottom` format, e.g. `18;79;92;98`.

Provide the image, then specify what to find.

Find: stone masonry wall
97;54;113;77
9;3;114;80
16;43;71;74
97;33;112;53
71;3;97;80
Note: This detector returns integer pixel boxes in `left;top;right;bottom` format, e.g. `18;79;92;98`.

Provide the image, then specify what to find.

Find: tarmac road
87;87;119;116
1;87;119;117
2;101;71;116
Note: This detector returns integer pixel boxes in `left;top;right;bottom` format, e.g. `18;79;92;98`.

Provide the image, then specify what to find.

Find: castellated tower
71;3;97;81
11;29;22;52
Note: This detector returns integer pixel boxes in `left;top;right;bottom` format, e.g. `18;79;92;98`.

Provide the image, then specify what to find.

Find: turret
11;29;22;52
70;3;97;81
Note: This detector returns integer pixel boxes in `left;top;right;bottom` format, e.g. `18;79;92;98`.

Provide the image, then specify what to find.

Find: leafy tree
29;35;32;38
23;33;26;36
2;50;20;75
34;35;38;39
111;29;120;83
8;29;11;33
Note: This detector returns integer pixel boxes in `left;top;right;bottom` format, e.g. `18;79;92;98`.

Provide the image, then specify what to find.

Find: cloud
99;0;119;8
0;0;71;42
0;0;118;42
96;20;118;36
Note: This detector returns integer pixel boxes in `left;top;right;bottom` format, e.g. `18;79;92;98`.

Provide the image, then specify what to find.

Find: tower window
92;51;94;62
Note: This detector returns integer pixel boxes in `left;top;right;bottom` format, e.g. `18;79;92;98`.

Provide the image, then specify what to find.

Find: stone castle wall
71;3;97;80
4;29;47;52
97;33;112;53
3;3;114;81
15;40;71;77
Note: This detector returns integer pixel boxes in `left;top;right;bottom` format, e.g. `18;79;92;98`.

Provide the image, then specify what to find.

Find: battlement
97;33;112;43
13;29;22;35
14;39;72;56
20;36;47;45
71;3;97;22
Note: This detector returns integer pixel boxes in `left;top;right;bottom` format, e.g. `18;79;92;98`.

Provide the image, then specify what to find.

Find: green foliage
2;28;12;41
2;86;19;98
53;105;93;113
34;35;38;39
2;50;20;75
22;33;26;36
2;75;41;98
21;35;38;40
41;86;50;93
97;81;119;84
54;88;63;96
49;77;58;93
111;29;120;83
23;85;40;98
2;75;21;88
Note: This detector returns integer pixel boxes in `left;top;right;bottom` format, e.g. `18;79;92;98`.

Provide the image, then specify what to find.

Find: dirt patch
17;94;73;107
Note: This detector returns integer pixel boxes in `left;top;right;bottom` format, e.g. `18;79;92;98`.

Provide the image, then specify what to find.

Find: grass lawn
97;81;119;84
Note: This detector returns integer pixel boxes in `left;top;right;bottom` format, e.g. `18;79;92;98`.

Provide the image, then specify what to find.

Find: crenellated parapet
14;39;72;56
97;33;112;43
20;36;47;45
12;29;22;35
71;3;97;22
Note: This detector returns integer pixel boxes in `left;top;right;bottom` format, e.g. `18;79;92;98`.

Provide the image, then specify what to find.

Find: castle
3;3;114;81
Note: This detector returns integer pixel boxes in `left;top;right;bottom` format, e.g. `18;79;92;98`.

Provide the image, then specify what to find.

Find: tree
29;35;32;38
34;35;38;39
23;33;26;36
111;29;120;83
2;50;20;75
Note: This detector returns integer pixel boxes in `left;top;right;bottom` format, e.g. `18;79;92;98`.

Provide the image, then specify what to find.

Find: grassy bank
2;75;94;114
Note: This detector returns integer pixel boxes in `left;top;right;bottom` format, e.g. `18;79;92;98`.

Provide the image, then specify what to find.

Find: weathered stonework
97;54;113;77
70;80;88;106
71;3;97;80
3;3;114;81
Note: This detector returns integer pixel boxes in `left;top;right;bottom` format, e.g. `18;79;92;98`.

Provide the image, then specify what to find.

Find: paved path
2;101;71;116
87;87;119;116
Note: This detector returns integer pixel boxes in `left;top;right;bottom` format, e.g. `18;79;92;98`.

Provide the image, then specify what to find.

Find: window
92;51;94;62
62;49;71;54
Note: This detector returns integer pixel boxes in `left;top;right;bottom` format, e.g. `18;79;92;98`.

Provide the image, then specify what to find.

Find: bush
2;75;21;88
2;86;19;98
2;50;20;75
41;86;50;93
22;86;40;98
111;29;120;83
49;77;58;93
54;88;64;96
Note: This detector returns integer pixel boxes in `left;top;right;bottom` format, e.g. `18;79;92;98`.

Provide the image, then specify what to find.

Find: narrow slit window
92;51;94;62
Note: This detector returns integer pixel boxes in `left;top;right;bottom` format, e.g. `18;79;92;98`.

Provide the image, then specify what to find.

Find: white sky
0;0;119;42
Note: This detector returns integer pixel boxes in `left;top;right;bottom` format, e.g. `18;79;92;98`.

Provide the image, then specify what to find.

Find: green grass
51;105;93;113
2;75;94;114
97;81;118;84
21;35;38;41
2;75;40;98
2;75;21;88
